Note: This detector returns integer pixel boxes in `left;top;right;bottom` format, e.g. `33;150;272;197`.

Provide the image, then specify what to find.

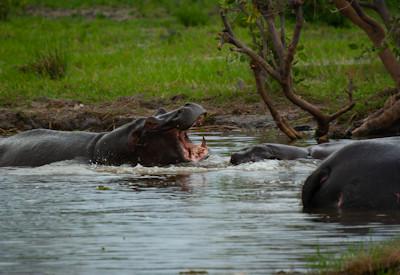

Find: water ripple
0;132;399;274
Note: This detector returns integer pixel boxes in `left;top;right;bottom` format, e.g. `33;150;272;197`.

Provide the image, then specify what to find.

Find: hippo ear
302;167;331;209
153;108;167;116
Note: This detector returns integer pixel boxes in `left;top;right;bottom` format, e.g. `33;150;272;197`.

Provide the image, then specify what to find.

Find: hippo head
93;103;208;166
230;145;277;165
230;144;308;165
302;141;400;212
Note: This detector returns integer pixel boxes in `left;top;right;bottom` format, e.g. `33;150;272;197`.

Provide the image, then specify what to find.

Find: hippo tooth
201;136;207;147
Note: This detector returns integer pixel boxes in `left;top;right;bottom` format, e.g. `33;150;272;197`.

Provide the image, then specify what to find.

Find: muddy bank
0;96;311;136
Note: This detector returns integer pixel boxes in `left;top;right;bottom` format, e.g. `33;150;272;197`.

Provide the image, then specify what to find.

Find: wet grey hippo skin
229;136;400;165
302;141;400;211
0;103;208;167
230;143;309;165
230;141;352;165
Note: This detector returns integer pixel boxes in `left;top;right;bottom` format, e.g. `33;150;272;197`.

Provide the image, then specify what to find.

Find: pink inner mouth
178;131;208;162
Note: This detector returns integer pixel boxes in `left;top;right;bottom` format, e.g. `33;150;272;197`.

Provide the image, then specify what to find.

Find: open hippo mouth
157;103;209;163
138;103;209;165
167;113;208;162
177;129;208;162
91;102;209;167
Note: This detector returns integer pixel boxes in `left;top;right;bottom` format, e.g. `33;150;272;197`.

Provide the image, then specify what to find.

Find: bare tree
333;0;400;137
359;0;392;29
219;0;354;142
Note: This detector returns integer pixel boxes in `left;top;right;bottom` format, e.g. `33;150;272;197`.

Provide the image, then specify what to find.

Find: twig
351;0;381;31
331;0;355;13
255;0;286;68
279;12;286;48
284;2;304;78
329;78;356;121
0;128;19;136
359;1;377;11
219;10;282;82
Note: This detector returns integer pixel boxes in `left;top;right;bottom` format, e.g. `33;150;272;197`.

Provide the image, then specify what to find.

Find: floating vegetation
96;185;111;191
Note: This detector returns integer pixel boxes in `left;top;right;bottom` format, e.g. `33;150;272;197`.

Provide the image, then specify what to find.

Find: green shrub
20;44;68;80
0;0;10;21
174;3;209;27
302;0;348;27
387;0;400;14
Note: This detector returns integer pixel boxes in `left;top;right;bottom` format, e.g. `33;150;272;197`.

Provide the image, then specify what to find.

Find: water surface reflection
0;131;399;274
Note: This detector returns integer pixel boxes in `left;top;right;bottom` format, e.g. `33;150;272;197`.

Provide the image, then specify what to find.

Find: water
1;131;400;274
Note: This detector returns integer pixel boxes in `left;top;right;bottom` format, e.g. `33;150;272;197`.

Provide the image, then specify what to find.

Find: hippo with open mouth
0;103;208;167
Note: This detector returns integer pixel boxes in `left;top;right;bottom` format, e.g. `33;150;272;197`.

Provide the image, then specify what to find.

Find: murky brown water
1;131;399;274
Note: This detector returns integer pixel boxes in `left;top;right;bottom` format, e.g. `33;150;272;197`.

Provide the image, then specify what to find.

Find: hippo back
0;129;100;167
307;140;355;159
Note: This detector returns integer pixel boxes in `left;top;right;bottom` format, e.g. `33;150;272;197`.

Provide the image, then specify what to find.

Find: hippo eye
128;131;141;148
172;109;183;120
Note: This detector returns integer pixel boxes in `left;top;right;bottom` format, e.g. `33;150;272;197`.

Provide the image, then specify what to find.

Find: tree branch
254;0;286;68
219;10;282;83
359;0;391;28
284;2;303;78
329;79;355;121
333;0;400;88
279;12;286;48
333;0;385;45
373;0;392;29
359;1;377;11
350;0;385;41
251;62;301;139
255;15;278;69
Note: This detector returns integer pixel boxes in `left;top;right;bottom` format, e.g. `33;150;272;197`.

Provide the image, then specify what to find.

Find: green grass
307;238;400;274
296;24;394;115
0;7;396;115
0;15;250;104
18;42;68;79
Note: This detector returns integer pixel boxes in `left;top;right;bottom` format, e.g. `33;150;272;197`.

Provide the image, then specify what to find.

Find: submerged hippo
0;103;208;167
230;143;309;165
230;137;400;165
230;140;353;165
302;141;400;211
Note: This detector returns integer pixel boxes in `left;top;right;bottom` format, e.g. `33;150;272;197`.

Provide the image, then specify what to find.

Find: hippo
302;141;400;211
230;143;309;165
230;136;400;165
230;141;353;165
0;103;208;167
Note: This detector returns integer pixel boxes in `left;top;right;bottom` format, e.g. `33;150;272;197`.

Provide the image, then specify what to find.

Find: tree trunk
220;3;354;142
333;0;400;137
333;0;400;88
252;63;302;140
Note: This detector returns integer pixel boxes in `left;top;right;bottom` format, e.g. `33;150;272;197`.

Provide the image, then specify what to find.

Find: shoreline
0;96;313;137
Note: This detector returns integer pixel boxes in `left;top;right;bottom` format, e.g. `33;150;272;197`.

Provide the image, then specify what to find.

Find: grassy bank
308;238;400;274
0;2;395;117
